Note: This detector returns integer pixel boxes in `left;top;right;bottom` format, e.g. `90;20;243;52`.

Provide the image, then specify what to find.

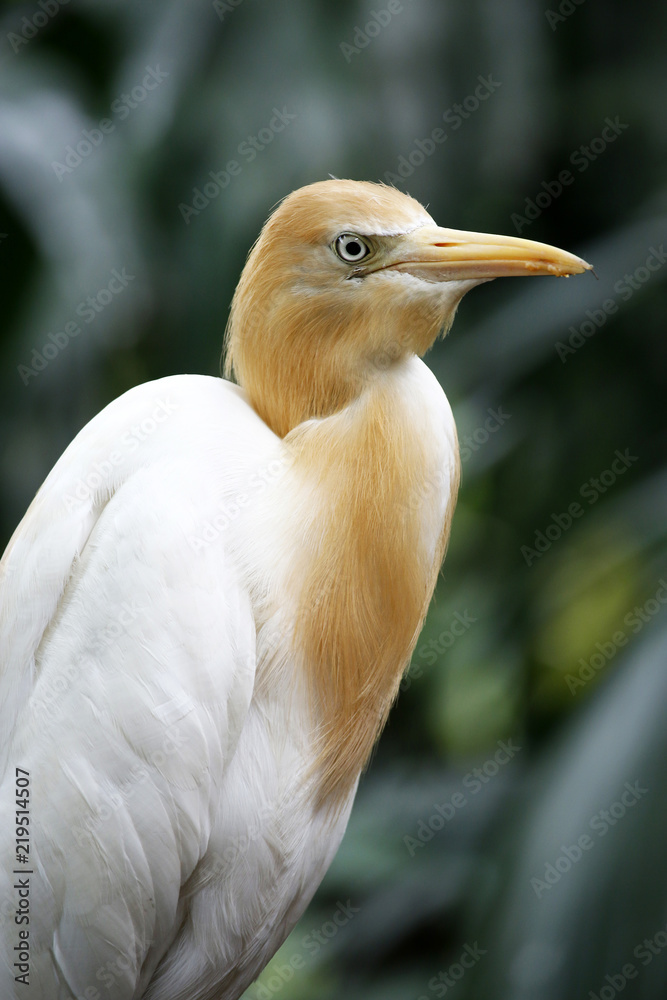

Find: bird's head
225;179;590;437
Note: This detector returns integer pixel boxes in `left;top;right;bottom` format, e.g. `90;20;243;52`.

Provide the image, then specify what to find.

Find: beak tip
549;253;593;278
571;257;594;276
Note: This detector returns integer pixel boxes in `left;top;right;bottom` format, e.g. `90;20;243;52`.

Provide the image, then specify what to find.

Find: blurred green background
1;1;666;997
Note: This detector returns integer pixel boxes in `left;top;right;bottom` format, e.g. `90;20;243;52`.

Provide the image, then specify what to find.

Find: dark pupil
345;240;362;257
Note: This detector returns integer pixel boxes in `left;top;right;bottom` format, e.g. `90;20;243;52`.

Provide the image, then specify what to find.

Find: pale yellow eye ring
334;233;370;263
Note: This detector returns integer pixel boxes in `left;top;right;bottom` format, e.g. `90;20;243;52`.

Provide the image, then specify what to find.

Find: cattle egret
0;180;590;998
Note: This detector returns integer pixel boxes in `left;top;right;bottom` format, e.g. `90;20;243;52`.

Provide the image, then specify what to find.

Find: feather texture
1;180;586;997
0;357;454;998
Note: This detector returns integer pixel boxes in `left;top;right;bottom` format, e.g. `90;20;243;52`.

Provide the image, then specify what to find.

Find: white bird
0;179;589;999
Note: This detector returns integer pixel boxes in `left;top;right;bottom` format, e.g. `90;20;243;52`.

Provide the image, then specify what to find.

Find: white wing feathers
0;376;277;997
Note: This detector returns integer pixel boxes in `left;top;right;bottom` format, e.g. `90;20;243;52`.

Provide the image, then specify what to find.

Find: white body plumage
0;360;456;999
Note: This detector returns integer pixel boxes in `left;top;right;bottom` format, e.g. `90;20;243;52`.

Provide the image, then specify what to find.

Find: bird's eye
334;233;371;263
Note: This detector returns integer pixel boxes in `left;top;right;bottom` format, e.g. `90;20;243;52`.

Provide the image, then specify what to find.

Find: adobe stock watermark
251;900;360;999
179;107;296;224
6;0;70;54
29;602;146;729
17;267;135;384
556;245;667;362
383;74;501;185
545;0;587;31
565;578;667;695
588;919;667;1000
417;942;487;999
71;747;189;852
520;448;638;567
401;610;476;691
530;780;648;898
212;0;243;20
62;398;178;511
207;802;282;876
187;455;288;552
399;406;510;520
51;66;169;181
460;406;511;463
339;0;406;62
511;117;629;233
71;714;192;850
404;738;521;856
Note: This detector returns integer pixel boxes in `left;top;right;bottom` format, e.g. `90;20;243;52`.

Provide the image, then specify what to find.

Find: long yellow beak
385;225;592;280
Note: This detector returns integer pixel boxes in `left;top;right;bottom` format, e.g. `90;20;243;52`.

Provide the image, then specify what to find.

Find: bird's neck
285;358;459;808
225;281;449;439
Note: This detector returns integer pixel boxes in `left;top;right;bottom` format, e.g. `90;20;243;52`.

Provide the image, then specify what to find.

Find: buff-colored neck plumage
225;181;459;808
